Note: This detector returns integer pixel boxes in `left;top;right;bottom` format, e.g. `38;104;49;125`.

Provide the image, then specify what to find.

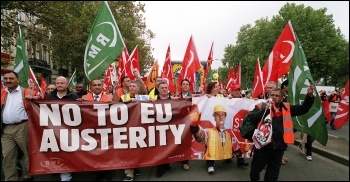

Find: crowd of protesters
1;70;343;181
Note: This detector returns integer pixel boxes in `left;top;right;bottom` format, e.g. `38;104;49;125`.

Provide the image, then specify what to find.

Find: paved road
31;145;349;181
327;120;349;141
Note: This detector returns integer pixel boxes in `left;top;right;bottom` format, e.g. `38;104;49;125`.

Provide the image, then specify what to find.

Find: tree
222;3;349;89
1;1;155;82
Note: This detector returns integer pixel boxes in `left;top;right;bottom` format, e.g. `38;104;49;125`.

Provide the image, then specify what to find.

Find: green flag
84;1;124;82
13;26;29;88
68;69;77;89
288;35;328;146
206;68;214;84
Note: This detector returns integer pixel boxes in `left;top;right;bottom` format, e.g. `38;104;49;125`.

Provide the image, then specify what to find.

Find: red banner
27;99;192;174
26;97;263;174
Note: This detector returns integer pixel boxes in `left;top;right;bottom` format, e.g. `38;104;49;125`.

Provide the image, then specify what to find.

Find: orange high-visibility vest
271;103;294;144
82;93;113;102
1;87;37;110
204;128;232;160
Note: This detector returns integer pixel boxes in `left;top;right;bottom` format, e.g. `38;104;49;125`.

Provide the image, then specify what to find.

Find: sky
142;1;349;70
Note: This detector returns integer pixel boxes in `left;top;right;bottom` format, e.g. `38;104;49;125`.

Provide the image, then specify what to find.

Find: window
42;45;47;61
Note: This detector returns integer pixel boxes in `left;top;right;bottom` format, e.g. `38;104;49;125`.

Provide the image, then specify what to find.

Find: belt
3;119;28;126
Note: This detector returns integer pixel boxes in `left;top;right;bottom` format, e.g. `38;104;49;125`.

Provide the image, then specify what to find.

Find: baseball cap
232;84;241;90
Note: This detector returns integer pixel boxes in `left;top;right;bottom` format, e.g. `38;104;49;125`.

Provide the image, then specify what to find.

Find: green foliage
1;1;155;83
222;2;349;89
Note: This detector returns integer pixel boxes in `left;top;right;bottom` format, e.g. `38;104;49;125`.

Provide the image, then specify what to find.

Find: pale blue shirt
2;86;28;124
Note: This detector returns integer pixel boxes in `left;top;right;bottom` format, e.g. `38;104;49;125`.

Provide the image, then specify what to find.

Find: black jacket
247;94;314;150
45;89;79;100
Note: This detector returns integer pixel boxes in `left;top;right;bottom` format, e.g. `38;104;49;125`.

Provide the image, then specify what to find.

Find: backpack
239;102;266;141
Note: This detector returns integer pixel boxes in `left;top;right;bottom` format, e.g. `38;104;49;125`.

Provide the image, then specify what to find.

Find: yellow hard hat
212;73;219;80
213;104;226;114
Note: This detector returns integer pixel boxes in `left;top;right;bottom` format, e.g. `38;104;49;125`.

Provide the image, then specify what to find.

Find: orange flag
237;62;241;86
177;35;201;92
147;60;159;91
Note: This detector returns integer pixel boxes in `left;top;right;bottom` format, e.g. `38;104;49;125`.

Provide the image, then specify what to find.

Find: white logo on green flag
288;35;328;146
68;69;77;89
84;1;124;82
14;26;29;88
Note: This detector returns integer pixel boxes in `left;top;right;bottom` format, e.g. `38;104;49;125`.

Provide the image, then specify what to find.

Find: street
28;144;349;181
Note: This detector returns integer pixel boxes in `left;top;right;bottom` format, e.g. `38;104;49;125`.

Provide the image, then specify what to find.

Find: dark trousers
237;157;245;165
305;135;315;156
330;112;336;126
250;147;284;181
207;160;215;167
157;163;170;173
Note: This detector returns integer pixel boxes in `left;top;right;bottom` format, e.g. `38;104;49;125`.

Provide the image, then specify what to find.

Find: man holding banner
1;71;39;181
45;76;79;181
248;86;315;181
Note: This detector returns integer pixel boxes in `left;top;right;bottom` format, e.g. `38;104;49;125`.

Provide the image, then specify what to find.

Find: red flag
202;42;214;91
117;47;129;87
102;65;113;93
28;66;42;93
237;62;241;86
225;66;236;93
218;80;223;90
177;35;201;92
334;80;349;129
1;79;5;90
41;77;47;94
161;45;175;93
126;45;140;80
322;99;332;123
262;21;296;89
251;59;264;99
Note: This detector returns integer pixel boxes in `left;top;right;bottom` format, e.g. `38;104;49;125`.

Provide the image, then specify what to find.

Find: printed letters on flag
84;1;124;82
288;35;328;146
